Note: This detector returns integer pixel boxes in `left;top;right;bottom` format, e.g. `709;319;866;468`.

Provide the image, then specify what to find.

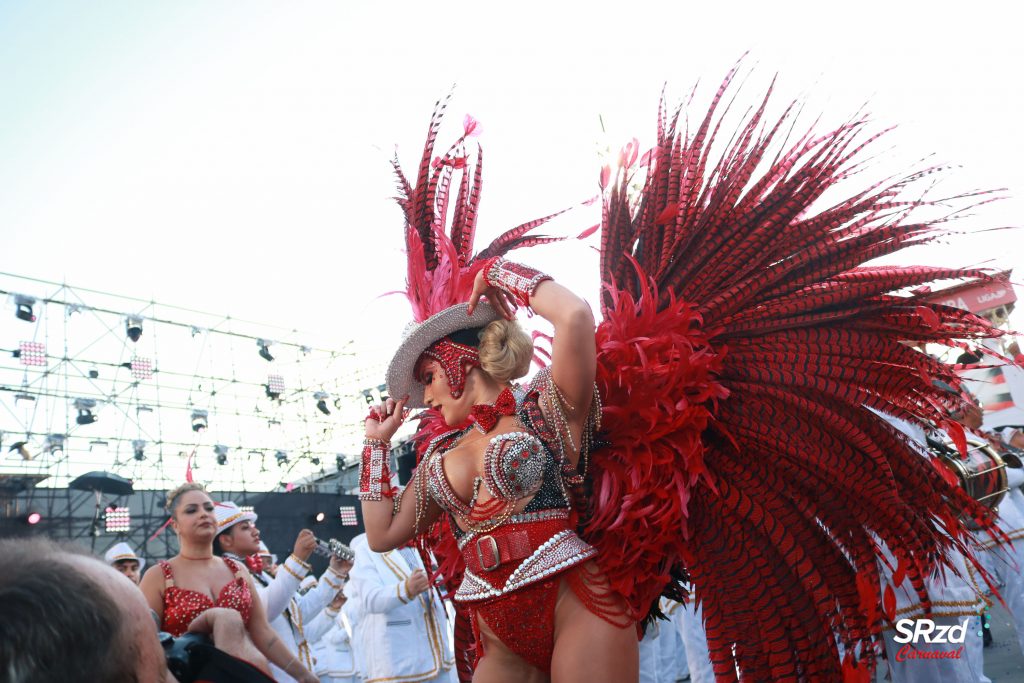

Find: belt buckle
475;535;500;572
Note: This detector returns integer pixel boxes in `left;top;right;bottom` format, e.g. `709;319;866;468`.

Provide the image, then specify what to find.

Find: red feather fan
586;63;1007;680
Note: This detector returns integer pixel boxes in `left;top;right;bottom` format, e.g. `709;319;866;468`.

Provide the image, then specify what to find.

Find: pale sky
1;1;1022;488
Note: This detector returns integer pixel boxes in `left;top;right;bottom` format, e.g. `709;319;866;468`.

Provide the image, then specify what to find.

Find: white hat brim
386;302;502;409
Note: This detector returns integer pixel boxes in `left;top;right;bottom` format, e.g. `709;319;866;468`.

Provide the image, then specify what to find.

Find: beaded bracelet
482;257;552;308
358;437;393;500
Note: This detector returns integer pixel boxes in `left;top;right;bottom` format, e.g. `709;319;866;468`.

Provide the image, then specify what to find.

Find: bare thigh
550;570;638;683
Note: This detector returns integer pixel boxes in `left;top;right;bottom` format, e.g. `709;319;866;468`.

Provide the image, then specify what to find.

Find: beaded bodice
424;381;572;539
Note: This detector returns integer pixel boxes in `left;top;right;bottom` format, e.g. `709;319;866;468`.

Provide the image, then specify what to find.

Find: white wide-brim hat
104;542;145;571
386;302;502;409
215;501;257;535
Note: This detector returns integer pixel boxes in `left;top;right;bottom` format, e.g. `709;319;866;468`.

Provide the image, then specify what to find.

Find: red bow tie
470;388;517;433
245;554;264;575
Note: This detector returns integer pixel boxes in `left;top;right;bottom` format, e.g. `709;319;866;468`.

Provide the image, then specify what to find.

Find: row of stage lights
13;295;293;363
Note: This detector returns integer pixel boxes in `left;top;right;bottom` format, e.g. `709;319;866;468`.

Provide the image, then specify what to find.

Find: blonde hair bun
478;319;533;384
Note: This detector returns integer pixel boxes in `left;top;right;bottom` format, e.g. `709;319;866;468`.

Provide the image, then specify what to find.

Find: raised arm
360;398;443;552
468;258;597;464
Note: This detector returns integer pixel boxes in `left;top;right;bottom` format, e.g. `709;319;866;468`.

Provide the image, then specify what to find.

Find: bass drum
932;435;1009;530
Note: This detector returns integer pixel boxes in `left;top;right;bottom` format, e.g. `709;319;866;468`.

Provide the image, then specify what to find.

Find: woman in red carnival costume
140;482;319;683
360;63;1014;682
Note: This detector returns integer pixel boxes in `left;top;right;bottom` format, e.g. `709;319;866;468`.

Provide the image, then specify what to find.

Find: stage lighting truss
18;341;46;366
105;506;131;533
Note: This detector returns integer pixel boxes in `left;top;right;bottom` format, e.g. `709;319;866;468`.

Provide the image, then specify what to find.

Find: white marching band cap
214;501;257;534
104;542;145;570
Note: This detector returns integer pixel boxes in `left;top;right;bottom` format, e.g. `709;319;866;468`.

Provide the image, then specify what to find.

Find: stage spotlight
361;389;374;405
312;511;327;524
311;457;321;466
88;368;100;379
25;512;42;525
44;434;65;456
75;398;97;425
315;392;331;416
132;439;146;461
191;410;209;432
257;339;274;362
125;316;143;343
14;295;36;322
214;444;228;466
336;454;345;471
275;450;289;466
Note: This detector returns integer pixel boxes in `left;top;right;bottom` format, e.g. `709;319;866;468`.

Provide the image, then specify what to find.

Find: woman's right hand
293;529;316;562
364;395;409;443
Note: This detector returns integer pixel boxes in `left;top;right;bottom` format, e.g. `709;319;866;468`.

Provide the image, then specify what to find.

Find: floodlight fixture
257;339;274;362
44;434;65;455
75;398;97;425
266;375;285;401
191;410;209;432
104;506;131;533
126;316;143;343
14;295;36;323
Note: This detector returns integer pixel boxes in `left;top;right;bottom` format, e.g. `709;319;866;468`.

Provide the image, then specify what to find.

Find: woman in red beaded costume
359;67;1011;682
362;268;634;683
140;482;320;683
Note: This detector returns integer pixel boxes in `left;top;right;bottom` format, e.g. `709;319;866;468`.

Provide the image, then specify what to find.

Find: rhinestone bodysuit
159;557;253;637
420;372;610;672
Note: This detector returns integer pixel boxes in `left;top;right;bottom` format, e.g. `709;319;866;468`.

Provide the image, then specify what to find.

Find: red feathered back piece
586;64;1005;680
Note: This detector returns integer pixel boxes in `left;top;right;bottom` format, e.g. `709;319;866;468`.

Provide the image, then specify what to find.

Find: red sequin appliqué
159;558;253;637
420;337;481;398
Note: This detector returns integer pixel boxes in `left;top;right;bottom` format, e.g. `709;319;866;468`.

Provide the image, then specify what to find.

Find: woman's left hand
468;267;516;319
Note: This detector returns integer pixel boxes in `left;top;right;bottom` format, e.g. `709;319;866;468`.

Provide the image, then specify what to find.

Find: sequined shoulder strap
222;556;246;581
158;559;175;589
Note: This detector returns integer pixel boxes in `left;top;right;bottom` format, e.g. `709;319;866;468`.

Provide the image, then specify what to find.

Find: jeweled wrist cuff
358;438;393;501
482;257;552;308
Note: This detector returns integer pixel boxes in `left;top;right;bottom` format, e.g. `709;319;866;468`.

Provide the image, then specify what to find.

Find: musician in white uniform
213;501;351;682
348;532;455;683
